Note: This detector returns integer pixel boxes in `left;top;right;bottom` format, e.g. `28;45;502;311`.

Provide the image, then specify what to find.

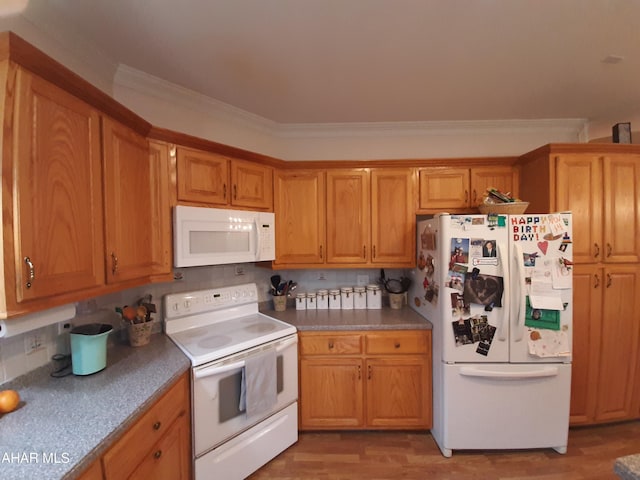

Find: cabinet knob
153;421;161;430
328;341;334;349
154;450;162;459
394;342;401;349
24;256;35;288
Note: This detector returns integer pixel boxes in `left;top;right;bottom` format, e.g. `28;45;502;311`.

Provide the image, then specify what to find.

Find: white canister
328;289;341;310
366;284;382;309
316;289;329;310
306;292;316;310
354;286;367;309
295;293;307;310
340;286;354;310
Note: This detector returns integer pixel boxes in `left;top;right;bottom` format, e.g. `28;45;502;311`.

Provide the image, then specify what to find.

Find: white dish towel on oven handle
239;345;277;418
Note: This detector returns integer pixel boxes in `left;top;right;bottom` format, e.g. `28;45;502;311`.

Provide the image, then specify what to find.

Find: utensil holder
128;322;152;347
273;295;287;312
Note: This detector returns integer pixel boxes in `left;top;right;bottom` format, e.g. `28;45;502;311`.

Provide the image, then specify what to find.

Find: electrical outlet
57;321;72;335
24;333;44;355
234;265;245;276
317;271;327;281
357;275;369;286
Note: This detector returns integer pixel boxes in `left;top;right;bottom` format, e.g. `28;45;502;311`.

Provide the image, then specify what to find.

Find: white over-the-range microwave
173;205;275;267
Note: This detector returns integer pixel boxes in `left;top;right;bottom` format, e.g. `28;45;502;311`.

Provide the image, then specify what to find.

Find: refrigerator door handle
512;242;527;342
496;242;509;341
459;365;559;380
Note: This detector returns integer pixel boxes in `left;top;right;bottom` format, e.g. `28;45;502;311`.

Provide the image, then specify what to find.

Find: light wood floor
249;421;640;479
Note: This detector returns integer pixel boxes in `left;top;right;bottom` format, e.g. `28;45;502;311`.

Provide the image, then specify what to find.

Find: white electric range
164;283;298;480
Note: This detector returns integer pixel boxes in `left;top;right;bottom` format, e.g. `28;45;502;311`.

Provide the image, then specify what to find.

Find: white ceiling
34;0;640;124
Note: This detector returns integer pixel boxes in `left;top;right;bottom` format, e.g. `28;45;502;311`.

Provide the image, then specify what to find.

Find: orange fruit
0;389;20;413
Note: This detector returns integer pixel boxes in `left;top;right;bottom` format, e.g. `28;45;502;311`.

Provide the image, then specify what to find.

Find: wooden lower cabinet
570;264;640;425
79;372;191;480
299;330;432;430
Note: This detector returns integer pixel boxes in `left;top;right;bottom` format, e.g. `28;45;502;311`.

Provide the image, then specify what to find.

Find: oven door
192;334;298;457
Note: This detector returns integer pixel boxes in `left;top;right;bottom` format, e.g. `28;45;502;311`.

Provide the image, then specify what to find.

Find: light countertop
0;334;190;480
262;304;432;331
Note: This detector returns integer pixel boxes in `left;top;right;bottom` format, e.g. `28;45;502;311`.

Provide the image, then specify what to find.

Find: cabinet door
418;168;469;210
469;166;518;206
176;147;229;205
371;168;415;265
569;265;602;425
595;266;640;422
555;154;603;264
273;170;325;265
148;140;172;276
299;357;363;429
102;117;156;283
129;414;191;480
12;68;105;303
602;154;640;263
230;159;273;210
326;169;370;264
366;356;430;428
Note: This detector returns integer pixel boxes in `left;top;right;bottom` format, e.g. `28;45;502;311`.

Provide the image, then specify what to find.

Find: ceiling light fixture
602;54;624;64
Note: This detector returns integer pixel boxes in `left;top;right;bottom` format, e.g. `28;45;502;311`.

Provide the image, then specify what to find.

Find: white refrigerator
409;212;573;457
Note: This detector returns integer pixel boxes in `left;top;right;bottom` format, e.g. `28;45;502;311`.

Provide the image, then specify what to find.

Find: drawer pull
328;341;334;349
154;450;162;459
153;421;161;430
358;365;361;380
394;342;401;349
368;365;372;380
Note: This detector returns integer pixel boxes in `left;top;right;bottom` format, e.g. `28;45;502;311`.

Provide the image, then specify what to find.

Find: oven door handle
193;335;297;380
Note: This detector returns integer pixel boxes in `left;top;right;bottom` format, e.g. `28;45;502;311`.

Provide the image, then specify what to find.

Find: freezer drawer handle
459;366;559;380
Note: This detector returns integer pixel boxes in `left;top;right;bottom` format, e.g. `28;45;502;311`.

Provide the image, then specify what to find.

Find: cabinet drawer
299;333;362;355
103;373;189;480
365;331;429;355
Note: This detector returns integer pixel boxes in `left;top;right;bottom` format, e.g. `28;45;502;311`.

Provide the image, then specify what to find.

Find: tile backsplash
0;264;406;383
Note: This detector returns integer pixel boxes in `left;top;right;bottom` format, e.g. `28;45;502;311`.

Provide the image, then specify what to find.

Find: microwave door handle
254;218;261;258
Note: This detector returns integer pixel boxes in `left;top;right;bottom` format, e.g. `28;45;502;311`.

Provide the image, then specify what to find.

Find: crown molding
114;64;278;136
114;64;587;142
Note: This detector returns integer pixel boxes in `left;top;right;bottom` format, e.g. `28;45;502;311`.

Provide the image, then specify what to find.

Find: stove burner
244;323;277;333
198;335;232;349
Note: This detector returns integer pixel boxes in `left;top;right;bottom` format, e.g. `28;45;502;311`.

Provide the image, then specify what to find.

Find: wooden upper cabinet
326;169;370;264
554;154;603;263
418;165;517;212
148;140;173;276
469;166;519;205
177;147;229;205
602;154;640;263
176;146;273;210
371;168;415;265
230;159;273;210
418;167;469;210
10;67;105;306
273;169;326;265
102;117;158;284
